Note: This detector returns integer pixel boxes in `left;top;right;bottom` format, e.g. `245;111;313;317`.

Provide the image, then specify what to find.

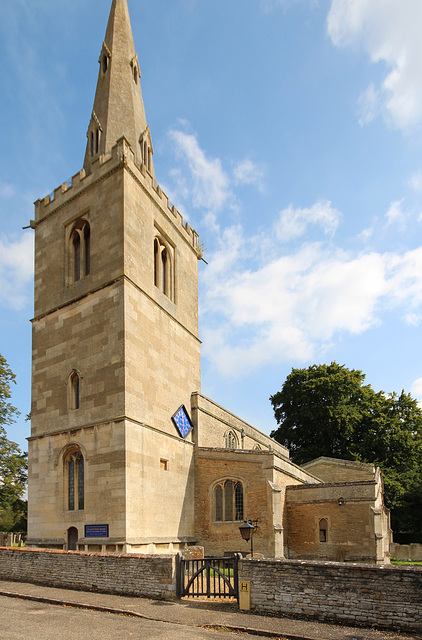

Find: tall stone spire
83;0;154;176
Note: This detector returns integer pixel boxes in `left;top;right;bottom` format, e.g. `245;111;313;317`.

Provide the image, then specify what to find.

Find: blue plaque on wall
85;524;109;538
172;405;193;439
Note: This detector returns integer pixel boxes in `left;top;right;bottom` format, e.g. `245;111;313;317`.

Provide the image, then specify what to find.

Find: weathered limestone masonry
0;548;175;599
239;559;422;633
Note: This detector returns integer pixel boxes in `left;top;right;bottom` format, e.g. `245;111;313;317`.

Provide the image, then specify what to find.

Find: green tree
270;362;422;541
0;354;27;532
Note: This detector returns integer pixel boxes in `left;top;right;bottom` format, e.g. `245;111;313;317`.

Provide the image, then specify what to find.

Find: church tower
27;0;201;553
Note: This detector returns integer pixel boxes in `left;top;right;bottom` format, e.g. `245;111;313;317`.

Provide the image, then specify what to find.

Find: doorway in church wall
67;527;78;551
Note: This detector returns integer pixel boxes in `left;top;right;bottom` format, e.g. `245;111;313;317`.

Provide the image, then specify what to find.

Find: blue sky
1;0;422;451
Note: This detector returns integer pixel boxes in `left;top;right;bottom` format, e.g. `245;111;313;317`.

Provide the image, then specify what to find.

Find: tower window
69;219;91;284
154;236;173;300
66;449;85;511
73;232;81;282
214;480;244;522
140;131;153;174
69;370;81;410
95;128;100;155
90;131;94;156
102;54;108;73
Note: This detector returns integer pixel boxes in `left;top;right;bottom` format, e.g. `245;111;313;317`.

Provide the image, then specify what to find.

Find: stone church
27;0;390;564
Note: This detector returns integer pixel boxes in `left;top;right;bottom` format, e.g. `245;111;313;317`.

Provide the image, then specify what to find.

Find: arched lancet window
95;128;100;154
140;130;153;174
154;236;173;300
90;131;94;156
214;479;244;522
319;518;328;543
69;371;80;410
72;231;81;282
225;430;238;450
69;219;91;283
84;224;91;276
102;54;108;73
65;449;85;511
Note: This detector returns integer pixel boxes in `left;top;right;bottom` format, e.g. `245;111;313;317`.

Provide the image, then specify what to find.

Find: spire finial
83;0;154;176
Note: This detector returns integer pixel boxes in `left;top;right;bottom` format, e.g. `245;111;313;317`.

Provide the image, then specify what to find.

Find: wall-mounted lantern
239;519;259;557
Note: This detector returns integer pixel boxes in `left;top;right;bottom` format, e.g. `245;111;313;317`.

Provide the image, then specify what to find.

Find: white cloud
168;129;230;215
385;199;406;227
411;378;422;405
408;170;422;192
358;83;381;126
275;200;341;242
233;159;265;191
328;0;422;131
0;234;34;310
201;223;422;377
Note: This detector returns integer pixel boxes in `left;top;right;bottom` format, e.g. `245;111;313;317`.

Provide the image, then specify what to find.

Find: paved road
0;596;257;640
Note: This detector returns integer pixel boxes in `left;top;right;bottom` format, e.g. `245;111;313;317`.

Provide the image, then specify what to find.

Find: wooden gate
176;555;239;600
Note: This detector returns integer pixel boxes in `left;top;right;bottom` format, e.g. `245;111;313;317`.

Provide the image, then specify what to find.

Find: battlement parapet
33;138;199;252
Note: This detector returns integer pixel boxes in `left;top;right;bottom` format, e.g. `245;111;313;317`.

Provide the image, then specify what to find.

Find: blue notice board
85;524;109;538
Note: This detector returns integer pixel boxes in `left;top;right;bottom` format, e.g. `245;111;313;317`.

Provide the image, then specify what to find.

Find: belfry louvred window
154;236;173;300
69;219;90;283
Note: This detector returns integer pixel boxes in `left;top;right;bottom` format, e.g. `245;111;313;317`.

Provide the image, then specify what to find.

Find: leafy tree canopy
0;354;27;532
270;362;422;540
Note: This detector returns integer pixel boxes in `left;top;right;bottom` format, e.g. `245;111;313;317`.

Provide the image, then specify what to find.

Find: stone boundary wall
390;542;422;562
239;558;422;633
0;548;175;599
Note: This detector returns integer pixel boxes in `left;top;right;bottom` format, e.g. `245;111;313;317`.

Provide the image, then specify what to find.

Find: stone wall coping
286;479;376;491
0;547;174;560
239;557;422;572
303;456;376;471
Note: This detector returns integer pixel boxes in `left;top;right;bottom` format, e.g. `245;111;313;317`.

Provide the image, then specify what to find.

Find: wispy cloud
328;0;422;132
233;159;265;191
0;234;34;310
275;200;341;242
167;128;266;230
168;128;231;217
385;199;406;228
408;170;422;193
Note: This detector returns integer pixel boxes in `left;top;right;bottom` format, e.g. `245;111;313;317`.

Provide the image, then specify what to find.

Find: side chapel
27;0;391;564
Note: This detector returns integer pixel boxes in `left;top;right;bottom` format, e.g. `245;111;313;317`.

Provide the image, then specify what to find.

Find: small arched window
69;219;91;283
102;54;108;73
214;480;244;522
319;518;328;543
65;449;84;511
154;236;173;300
69;371;80;410
225;430;238;450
